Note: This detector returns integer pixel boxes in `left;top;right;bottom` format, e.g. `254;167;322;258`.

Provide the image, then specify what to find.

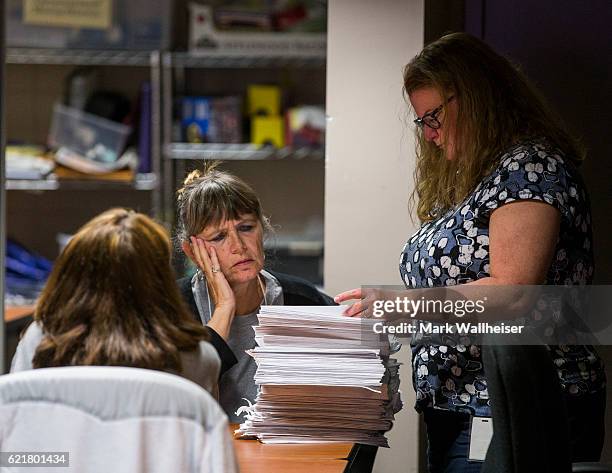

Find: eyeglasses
413;95;455;130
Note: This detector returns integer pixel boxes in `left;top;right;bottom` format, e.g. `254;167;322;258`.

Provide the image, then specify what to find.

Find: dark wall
425;0;612;464
465;0;612;284
425;0;465;45
428;0;612;282
464;0;612;463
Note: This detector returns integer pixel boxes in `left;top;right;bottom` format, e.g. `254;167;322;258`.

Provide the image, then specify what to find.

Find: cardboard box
285;106;325;146
6;0;172;50
189;4;325;57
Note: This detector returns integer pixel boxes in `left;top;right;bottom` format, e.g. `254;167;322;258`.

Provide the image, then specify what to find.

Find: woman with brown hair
175;164;334;422
336;32;604;471
11;208;221;394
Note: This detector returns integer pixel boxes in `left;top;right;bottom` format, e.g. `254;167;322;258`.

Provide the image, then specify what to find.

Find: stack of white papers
236;305;401;447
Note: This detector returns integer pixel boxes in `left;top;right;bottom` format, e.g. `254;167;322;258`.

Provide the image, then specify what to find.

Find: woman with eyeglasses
335;32;604;472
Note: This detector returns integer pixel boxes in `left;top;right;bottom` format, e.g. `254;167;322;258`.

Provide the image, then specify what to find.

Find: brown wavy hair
32;208;209;371
403;32;585;222
175;161;271;245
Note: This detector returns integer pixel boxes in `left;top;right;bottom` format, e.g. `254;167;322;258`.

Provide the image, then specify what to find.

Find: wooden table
4;306;35;323
231;425;356;473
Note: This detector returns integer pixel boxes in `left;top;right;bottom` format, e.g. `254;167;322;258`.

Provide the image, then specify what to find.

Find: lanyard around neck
205;272;267;317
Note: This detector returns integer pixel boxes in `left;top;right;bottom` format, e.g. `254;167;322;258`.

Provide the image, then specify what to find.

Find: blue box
182;97;211;143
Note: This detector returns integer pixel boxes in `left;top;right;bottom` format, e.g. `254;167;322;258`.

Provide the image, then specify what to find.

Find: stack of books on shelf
236;305;401;447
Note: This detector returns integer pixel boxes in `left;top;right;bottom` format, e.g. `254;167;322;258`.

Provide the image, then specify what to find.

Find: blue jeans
422;389;606;473
423;408;483;473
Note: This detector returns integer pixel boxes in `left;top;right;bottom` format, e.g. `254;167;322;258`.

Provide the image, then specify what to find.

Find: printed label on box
24;0;112;29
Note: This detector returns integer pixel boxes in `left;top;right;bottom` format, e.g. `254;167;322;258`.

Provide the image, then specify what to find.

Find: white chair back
0;366;238;473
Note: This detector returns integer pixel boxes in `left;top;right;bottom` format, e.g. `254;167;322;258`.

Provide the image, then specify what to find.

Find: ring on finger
211;266;221;273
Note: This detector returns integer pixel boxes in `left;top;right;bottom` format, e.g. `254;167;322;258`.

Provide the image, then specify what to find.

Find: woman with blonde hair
336;32;604;471
11;208;221;395
176;164;333;422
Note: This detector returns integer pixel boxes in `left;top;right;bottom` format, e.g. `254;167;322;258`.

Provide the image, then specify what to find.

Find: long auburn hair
403;32;584;222
32;208;209;371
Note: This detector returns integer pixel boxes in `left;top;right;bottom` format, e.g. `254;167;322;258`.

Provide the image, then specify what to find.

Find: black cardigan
178;271;335;376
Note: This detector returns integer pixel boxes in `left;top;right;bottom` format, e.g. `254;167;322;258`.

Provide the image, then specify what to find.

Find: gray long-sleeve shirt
191;269;283;422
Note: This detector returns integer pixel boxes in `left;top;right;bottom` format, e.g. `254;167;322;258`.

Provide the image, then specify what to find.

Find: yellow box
247;85;281;116
251;116;285;148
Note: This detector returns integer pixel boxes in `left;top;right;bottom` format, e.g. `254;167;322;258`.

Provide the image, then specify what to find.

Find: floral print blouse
399;139;605;416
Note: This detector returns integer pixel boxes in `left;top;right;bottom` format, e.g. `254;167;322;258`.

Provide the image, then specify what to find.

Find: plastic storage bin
49;103;131;163
6;0;172;50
